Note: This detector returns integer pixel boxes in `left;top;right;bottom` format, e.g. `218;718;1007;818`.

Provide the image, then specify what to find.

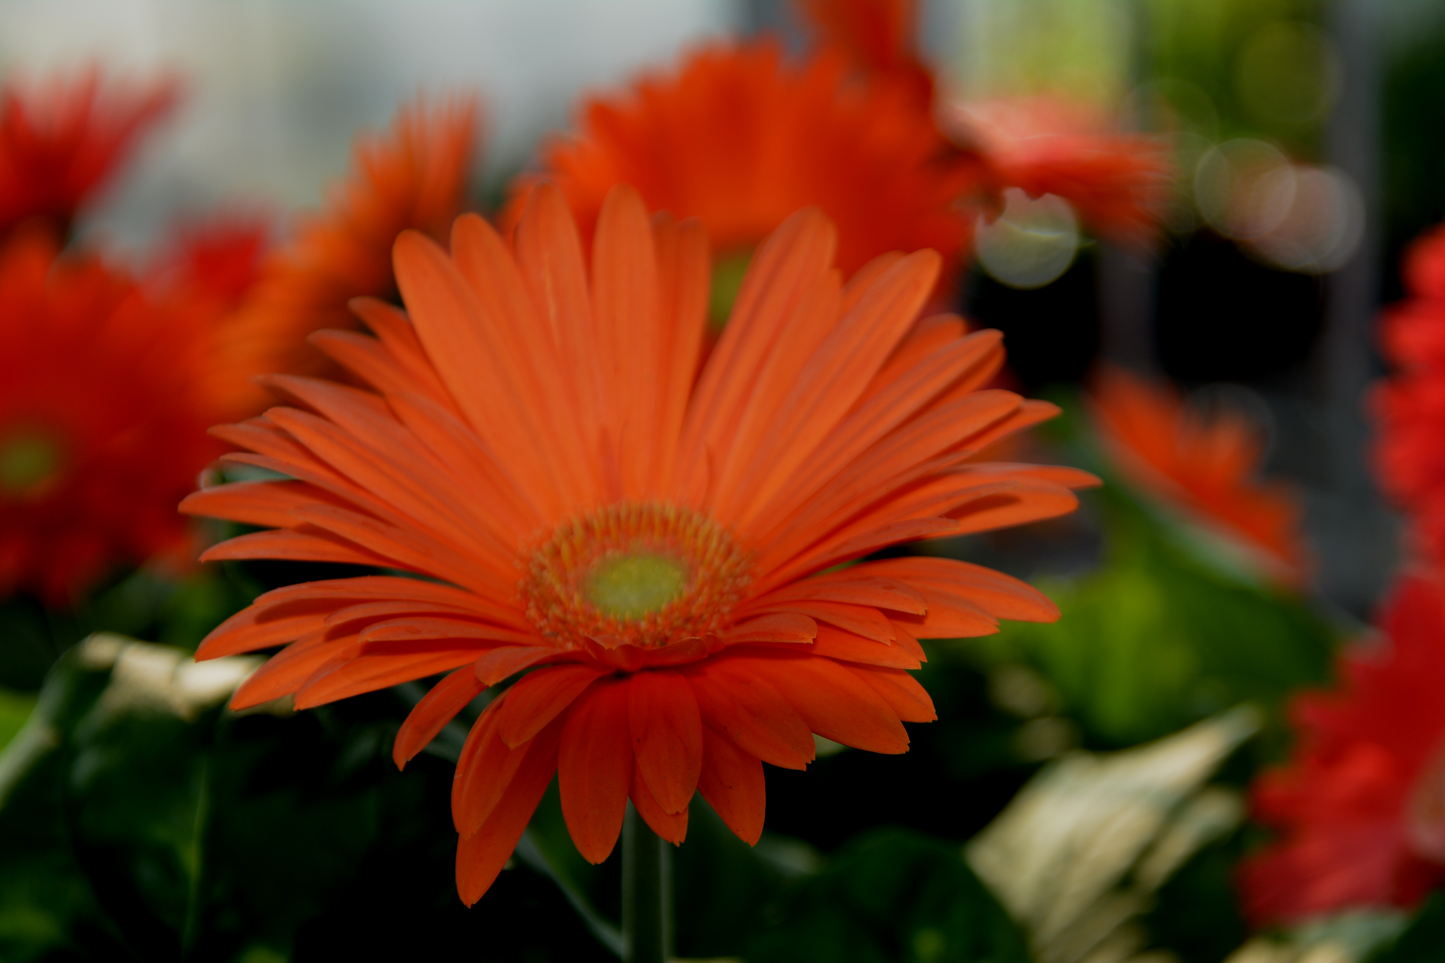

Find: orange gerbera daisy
182;185;1095;903
217;93;479;415
1089;365;1306;584
0;230;224;605
508;42;971;282
0;67;176;239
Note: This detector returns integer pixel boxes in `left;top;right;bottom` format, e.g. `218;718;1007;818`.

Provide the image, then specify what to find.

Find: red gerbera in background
183;184;1096;903
1374;222;1445;565
0;67;176;240
1239;572;1445;923
0;230;225;605
216;93;479;415
1089;365;1308;586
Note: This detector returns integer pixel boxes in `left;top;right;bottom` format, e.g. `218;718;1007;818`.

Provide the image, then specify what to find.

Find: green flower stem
622;804;670;963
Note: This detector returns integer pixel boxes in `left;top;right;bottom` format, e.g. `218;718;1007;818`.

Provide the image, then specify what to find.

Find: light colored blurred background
0;0;739;250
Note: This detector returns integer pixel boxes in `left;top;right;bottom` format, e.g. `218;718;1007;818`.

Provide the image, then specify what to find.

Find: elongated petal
559;677;634;863
629;670;703;815
394;666;487;769
456;716;564;905
697;726;765;846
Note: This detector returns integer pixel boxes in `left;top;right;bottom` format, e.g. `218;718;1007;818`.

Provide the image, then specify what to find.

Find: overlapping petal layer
184;184;1095;903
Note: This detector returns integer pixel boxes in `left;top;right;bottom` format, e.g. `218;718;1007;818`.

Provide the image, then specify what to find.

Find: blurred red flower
0;230;225;605
1375;223;1445;564
0;67;176;239
1239;573;1445;923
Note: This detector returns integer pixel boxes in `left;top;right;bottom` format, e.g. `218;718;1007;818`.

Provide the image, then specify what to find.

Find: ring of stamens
520;502;753;650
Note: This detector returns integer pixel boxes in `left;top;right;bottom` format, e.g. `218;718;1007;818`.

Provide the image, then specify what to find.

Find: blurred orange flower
1090;365;1307;585
797;0;934;107
217;93;480;415
1240;572;1445;923
0;67;176;239
798;0;1168;247
943;97;1169;247
0;231;224;605
183;185;1095;903
507;41;971;283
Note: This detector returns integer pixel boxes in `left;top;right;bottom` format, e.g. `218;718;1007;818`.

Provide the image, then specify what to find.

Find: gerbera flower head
1374;223;1445;563
944;96;1170;247
0;229;224;606
0;66;177;239
1089;365;1307;585
506;42;971;285
797;0;935;107
1239;572;1445;923
151;213;270;311
183;184;1096;903
217;92;480;414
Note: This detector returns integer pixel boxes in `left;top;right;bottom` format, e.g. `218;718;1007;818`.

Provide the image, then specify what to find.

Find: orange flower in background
0;230;224;606
797;0;1168;247
1374;223;1445;565
1090;365;1307;585
508;42;971;282
0;67;176;239
943;97;1169;247
217;93;479;415
1240;572;1445;923
183;185;1096;903
797;0;934;107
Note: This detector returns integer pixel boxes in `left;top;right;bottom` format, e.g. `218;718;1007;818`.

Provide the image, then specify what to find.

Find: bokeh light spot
976;188;1080;290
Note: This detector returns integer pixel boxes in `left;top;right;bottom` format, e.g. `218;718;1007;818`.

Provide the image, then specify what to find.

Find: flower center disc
0;427;66;498
520;502;752;650
586;553;688;620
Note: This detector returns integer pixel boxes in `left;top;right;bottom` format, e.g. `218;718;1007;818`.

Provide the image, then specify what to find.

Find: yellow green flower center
520;502;752;649
0;428;66;498
707;250;753;334
585;552;689;619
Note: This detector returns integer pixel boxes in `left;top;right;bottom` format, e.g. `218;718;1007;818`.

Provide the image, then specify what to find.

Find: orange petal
196;596;342;660
697;725;765;846
558;677;633;864
292;640;489;709
393;665;487;769
804;626;920;669
628;670;703;815
229;630;357;709
685;661;815;770
456;715;564;906
495;663;608;748
630;759;688;845
742;652;910;754
848;665;937;723
473;645;564;686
